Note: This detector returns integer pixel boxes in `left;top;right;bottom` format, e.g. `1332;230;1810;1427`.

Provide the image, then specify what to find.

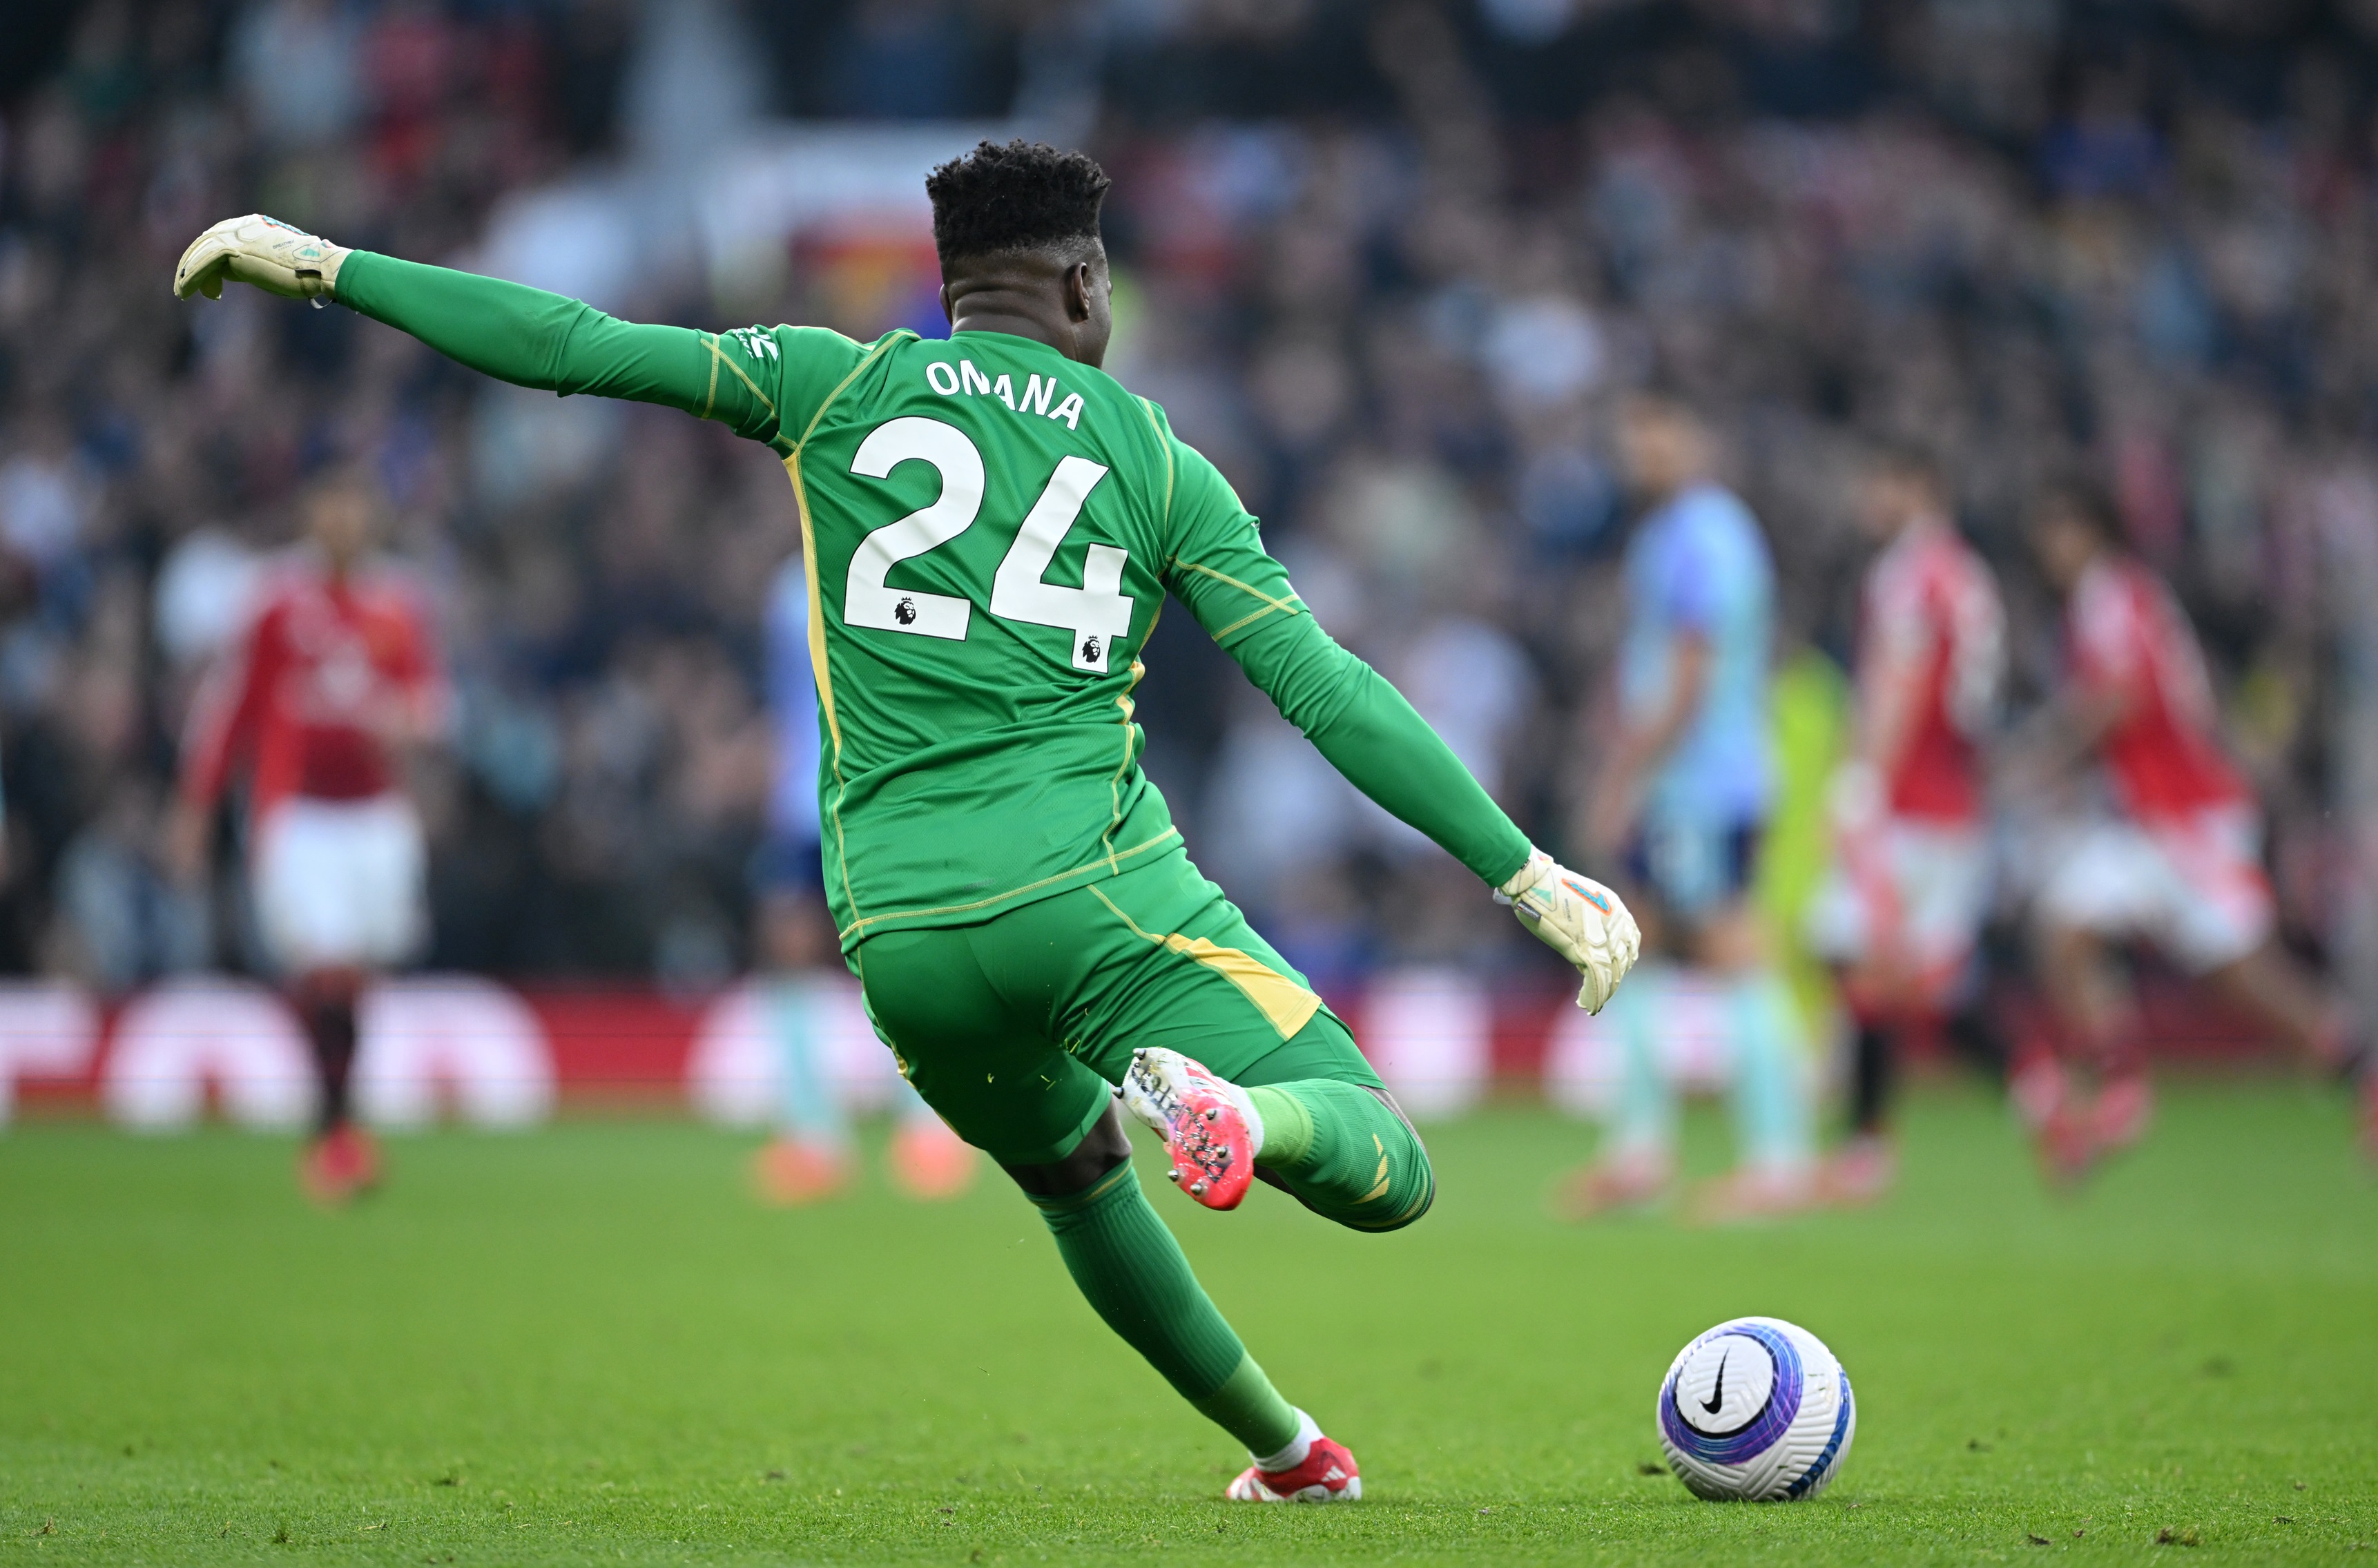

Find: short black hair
925;139;1110;269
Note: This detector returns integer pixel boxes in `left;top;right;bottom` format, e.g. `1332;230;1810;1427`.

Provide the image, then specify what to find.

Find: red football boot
300;1123;381;1206
1226;1435;1362;1502
1118;1048;1257;1210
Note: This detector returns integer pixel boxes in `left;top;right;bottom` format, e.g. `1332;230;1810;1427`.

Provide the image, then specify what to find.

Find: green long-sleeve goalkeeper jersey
337;252;1534;949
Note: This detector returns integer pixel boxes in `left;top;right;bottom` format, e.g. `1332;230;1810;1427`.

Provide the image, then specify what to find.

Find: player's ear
939;282;957;328
1064;262;1093;325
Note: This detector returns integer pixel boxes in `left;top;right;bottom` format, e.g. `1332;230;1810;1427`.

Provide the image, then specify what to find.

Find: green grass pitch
2;1081;2373;1565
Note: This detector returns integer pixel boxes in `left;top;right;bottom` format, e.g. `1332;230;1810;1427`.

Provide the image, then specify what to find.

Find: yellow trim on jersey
1134;397;1176;536
700;334;777;425
1088;886;1324;1041
1100;602;1159;872
783;450;860;927
779;329;910;935
1205;599;1304;641
833;826;1184;946
780;456;839;752
793;333;908;454
1168;558;1301;610
1168;558;1306;641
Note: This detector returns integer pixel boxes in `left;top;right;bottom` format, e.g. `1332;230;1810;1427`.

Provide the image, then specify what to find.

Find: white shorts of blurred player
2033;805;2273;975
251;793;427;974
688;975;940;1143
1804;820;1992;1007
1546;963;1815;1174
97;975;554;1131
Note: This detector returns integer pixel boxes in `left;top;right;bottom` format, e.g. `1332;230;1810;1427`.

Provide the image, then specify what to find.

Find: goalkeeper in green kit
173;142;1639;1502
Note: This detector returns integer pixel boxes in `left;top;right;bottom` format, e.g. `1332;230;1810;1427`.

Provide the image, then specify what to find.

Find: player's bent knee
1361;1125;1436;1232
1271;1084;1434;1233
1001;1100;1132;1198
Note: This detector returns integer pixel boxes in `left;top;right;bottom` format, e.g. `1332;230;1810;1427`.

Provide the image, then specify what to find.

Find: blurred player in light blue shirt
1618;474;1773;868
1566;394;1812;1222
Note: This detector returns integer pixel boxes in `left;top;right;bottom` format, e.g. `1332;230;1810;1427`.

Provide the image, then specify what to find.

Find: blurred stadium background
2;0;2377;1123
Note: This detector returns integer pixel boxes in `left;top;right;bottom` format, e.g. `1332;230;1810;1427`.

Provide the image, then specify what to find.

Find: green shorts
853;848;1380;1165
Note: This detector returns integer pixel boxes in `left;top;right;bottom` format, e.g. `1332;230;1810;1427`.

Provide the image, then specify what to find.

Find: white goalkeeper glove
173;215;350;302
1496;849;1641;1014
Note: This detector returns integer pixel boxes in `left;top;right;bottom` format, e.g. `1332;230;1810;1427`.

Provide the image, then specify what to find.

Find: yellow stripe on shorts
1088;887;1322;1041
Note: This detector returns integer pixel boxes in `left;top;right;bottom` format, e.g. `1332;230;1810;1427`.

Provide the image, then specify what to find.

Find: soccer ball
1656;1316;1855;1501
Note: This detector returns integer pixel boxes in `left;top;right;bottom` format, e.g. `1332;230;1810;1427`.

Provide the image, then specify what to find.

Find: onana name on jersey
923;358;1087;429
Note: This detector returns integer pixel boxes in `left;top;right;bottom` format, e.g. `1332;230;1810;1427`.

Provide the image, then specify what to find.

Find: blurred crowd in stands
5;0;2378;1007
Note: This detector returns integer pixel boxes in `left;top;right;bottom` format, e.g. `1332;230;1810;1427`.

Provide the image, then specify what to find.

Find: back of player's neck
951;311;1073;358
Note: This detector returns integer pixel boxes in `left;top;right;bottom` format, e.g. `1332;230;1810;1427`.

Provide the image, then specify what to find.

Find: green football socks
1022;1063;1431;1455
1026;1161;1300;1456
1246;1079;1434;1232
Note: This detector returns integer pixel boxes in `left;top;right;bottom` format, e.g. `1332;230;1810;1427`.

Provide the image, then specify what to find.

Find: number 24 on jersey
842;417;1132;674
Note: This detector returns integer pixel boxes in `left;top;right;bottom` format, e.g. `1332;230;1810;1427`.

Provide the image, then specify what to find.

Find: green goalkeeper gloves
1497;850;1641;1014
173;215;350;302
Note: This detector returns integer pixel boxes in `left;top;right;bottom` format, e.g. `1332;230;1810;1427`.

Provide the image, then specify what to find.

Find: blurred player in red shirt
168;472;445;1203
1807;446;2009;1203
2025;482;2369;1176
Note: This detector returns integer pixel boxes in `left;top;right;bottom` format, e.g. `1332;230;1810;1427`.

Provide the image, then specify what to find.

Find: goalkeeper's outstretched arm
173;215;780;443
1229;609;1640;1011
1150;429;1639;1009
